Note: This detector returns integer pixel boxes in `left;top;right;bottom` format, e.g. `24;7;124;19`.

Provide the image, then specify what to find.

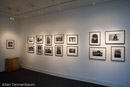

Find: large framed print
45;35;52;46
44;47;53;56
89;31;100;45
111;46;125;62
55;45;63;57
28;45;34;53
37;45;43;55
105;30;125;44
27;37;34;44
36;35;43;44
6;40;15;49
67;34;78;45
54;34;64;44
67;46;78;56
89;47;106;60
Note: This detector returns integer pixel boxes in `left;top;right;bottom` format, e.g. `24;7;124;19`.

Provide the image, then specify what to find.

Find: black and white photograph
89;32;100;45
27;37;34;44
36;35;43;44
28;45;34;53
105;30;125;44
37;45;43;55
45;35;52;46
44;47;53;56
67;34;78;45
111;46;125;62
89;47;106;60
55;45;63;57
6;40;15;49
67;46;78;56
54;34;64;44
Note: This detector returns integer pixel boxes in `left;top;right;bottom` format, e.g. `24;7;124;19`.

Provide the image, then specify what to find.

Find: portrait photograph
105;30;125;44
28;45;34;53
27;37;34;44
55;45;63;57
37;45;43;55
89;47;106;60
111;46;125;62
44;47;53;56
36;35;43;44
6;40;15;49
89;31;100;45
67;46;78;56
45;35;52;46
67;34;78;45
54;34;64;44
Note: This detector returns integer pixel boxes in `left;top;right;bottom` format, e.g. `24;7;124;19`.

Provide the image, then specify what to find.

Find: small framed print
36;35;43;44
111;46;125;62
67;46;78;56
54;34;64;44
105;30;125;44
37;45;43;55
44;47;53;56
6;40;15;49
89;31;100;45
55;45;63;57
89;47;106;60
67;34;78;45
45;35;52;46
28;45;34;53
27;37;34;44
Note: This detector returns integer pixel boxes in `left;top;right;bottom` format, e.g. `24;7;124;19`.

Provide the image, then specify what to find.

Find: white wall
1;0;128;87
0;14;21;72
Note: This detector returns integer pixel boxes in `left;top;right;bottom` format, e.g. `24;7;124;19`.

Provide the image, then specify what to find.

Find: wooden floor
0;68;108;87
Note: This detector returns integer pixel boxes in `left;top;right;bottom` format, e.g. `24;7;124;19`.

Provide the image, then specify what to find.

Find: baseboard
21;65;128;87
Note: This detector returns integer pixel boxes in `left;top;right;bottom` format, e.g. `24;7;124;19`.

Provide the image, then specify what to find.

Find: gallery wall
0;14;21;71
19;0;130;87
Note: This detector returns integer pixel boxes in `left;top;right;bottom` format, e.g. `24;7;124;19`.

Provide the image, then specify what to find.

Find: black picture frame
55;45;63;57
36;35;43;44
36;45;43;55
54;34;64;44
44;47;53;56
45;35;52;46
28;45;34;53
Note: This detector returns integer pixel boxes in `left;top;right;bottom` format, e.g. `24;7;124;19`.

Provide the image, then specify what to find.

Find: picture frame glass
44;47;53;56
67;46;78;56
6;40;14;49
36;35;43;44
45;35;52;46
111;46;125;61
55;45;63;57
89;47;106;60
54;34;64;44
67;34;78;45
37;45;43;55
28;45;34;53
106;30;125;44
89;32;100;45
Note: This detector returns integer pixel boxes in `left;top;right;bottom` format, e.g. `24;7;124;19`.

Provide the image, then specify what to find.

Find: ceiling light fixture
8;7;15;21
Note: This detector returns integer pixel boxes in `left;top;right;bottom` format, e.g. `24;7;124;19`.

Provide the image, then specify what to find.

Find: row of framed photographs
27;34;78;45
89;46;125;62
28;45;78;57
89;30;125;45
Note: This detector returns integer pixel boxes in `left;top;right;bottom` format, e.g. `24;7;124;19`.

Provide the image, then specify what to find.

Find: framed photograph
37;45;43;55
55;45;63;57
28;45;34;53
54;34;64;44
45;35;52;46
67;46;78;56
36;35;43;44
27;37;34;44
89;47;106;60
67;34;78;45
6;40;15;49
89;31;100;45
111;46;125;62
44;47;53;56
105;30;125;44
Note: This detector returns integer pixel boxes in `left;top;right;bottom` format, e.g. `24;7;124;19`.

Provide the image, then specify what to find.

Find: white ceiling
0;0;118;19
